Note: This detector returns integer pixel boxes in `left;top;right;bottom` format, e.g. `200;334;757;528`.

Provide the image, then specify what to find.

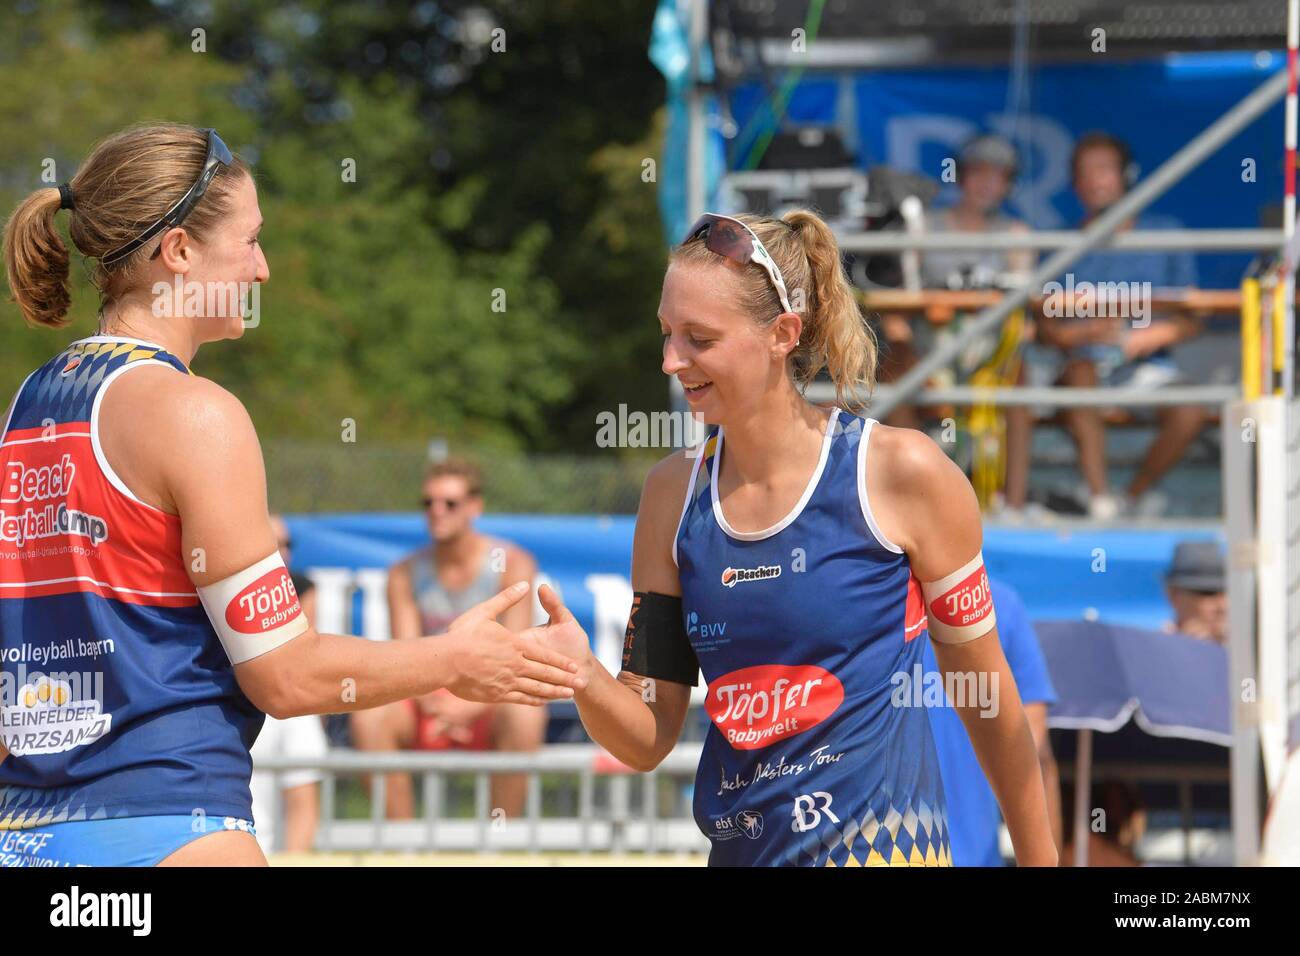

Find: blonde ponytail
3;187;73;328
781;210;876;413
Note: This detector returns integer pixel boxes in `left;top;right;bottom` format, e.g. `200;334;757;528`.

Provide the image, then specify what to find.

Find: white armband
920;552;997;645
198;552;309;664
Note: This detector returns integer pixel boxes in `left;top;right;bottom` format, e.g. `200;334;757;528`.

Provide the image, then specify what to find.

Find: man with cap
878;132;1033;430
918;132;1034;290
1161;540;1227;644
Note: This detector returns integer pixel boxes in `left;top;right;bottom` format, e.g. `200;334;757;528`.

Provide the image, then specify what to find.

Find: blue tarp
284;513;1224;676
1036;619;1230;745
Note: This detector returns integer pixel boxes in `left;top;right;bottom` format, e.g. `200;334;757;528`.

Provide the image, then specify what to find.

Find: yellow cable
1242;278;1261;401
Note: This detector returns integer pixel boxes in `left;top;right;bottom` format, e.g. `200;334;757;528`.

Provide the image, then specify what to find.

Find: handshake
439;581;595;706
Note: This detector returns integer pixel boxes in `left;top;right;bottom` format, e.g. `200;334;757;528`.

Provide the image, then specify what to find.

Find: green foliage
1;0;670;461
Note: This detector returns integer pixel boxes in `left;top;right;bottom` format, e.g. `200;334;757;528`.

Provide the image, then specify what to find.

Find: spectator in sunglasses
1161;540;1227;644
351;458;545;819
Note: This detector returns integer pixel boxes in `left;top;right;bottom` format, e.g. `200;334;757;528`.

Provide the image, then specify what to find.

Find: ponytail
3;187;73;328
670;208;877;413
782;210;877;414
2;123;250;332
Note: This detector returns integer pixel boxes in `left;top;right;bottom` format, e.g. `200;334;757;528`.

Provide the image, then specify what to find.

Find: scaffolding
676;0;1300;865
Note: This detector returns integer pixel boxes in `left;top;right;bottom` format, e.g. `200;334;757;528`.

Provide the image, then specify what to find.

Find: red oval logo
705;664;843;750
929;565;992;628
226;568;301;634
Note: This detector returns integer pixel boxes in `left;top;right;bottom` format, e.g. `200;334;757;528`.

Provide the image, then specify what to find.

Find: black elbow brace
621;591;700;686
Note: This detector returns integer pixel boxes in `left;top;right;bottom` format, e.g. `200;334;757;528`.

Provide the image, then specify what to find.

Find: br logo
792;791;839;833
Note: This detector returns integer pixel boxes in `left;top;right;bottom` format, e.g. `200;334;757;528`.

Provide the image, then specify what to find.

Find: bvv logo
686;610;727;640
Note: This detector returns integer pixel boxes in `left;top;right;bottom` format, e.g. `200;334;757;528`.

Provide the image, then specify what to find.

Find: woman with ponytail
0;124;586;866
530;209;1056;866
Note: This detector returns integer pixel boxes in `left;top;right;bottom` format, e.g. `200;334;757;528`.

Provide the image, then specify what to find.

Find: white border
710;408;840;542
1046;697;1233;748
671;442;708;569
89;359;179;515
857;417;904;554
0;576;196;599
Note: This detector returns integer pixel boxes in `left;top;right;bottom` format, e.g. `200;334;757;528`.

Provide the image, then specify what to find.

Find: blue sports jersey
923;579;1057;866
675;409;950;866
0;336;263;830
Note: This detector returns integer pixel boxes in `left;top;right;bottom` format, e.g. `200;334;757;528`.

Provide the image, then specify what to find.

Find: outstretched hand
440;582;587;705
525;584;596;688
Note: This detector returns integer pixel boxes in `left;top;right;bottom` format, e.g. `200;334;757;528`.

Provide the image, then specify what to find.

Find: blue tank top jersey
674;409;950;866
0;336;263;830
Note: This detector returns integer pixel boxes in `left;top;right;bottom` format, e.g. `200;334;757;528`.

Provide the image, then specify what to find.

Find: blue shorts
0;814;257;867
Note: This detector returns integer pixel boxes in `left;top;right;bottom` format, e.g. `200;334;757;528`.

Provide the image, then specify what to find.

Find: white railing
256;743;709;855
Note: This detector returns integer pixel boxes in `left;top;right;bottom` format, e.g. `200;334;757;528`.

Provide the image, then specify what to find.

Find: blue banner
284;513;1223;676
724;52;1286;288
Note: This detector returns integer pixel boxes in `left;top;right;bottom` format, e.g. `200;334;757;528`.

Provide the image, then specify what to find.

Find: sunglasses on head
101;128;235;268
681;213;795;315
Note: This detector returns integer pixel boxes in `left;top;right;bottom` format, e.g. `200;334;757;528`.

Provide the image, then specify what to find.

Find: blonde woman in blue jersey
0;124;585;866
534;210;1057;866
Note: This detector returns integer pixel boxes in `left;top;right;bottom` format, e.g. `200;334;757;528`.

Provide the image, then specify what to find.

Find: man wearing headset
1005;131;1206;521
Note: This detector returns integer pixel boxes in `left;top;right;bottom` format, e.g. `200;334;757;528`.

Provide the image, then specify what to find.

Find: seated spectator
1005;131;1208;520
1059;779;1146;866
878;132;1033;431
250;515;329;854
922;578;1061;865
1160;540;1227;644
351;459;543;820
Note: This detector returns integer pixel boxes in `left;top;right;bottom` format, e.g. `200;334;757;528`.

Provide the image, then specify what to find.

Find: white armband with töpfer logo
197;551;309;664
920;552;997;645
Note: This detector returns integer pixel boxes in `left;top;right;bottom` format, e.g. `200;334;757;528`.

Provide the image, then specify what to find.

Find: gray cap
1165;540;1225;593
960;133;1019;174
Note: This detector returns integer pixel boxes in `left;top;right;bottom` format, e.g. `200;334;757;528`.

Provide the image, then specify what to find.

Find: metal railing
838;228;1284;253
256;744;708;855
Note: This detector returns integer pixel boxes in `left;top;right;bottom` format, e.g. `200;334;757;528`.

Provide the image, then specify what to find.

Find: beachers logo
226;568;302;633
928;564;992;629
707;664;843;750
0;673;111;756
720;564;781;588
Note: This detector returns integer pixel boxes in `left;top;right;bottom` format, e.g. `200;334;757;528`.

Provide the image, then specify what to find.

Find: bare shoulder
105;367;254;444
868;423;963;495
500;541;538;577
99;368;262;511
639;445;700;520
867;423;978;560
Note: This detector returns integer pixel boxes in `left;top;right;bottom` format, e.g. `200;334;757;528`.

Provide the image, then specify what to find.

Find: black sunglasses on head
101;128;234;268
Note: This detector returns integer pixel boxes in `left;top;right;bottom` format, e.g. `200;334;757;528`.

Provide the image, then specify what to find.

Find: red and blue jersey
0;336;262;830
674;409;950;866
